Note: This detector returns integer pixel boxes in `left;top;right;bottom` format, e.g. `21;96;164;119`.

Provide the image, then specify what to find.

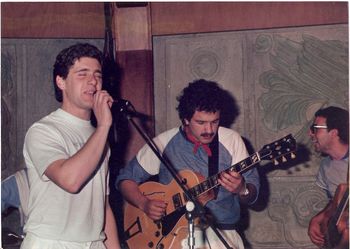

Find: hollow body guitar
123;134;297;249
323;183;349;249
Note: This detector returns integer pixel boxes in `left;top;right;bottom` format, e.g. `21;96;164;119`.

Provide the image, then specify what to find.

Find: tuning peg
282;156;287;162
274;159;279;165
290;153;296;159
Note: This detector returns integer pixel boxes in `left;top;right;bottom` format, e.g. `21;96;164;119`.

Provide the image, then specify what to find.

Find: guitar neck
188;151;263;198
185;134;296;200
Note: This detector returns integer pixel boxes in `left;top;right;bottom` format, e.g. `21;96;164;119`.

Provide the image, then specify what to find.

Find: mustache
201;133;214;137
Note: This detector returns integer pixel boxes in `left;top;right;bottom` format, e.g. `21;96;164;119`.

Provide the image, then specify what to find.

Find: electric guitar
123;134;297;249
323;183;349;249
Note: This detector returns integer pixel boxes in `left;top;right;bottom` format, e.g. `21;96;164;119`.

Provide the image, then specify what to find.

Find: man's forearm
44;126;110;193
119;179;148;211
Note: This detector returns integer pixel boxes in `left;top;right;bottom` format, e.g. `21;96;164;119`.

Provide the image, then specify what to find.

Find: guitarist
308;106;349;249
116;79;260;249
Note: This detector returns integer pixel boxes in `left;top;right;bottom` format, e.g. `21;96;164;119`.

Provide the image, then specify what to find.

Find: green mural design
259;34;348;132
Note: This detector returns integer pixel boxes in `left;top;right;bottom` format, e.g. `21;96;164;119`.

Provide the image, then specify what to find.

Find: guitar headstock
259;134;297;165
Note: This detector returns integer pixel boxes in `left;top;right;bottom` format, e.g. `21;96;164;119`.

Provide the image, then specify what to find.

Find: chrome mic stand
186;201;196;249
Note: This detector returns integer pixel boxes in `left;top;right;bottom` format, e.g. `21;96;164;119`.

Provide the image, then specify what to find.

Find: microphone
113;99;130;112
112;99;150;119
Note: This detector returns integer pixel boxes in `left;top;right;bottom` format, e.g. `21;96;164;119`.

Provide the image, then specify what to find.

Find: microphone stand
117;100;234;249
186;201;196;249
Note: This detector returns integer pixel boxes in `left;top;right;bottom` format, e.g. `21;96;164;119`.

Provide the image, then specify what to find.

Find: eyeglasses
310;124;328;134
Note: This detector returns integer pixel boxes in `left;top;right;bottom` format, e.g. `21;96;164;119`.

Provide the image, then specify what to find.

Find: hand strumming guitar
141;198;168;221
119;179;168;221
308;204;330;247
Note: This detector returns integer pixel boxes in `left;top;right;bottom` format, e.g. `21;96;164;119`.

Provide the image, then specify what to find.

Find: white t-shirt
23;108;109;242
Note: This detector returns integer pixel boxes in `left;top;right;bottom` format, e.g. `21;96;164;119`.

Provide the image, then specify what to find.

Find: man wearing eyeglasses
307;106;349;249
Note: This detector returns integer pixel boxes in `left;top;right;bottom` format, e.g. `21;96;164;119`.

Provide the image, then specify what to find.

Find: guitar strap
209;134;219;197
208;134;219;176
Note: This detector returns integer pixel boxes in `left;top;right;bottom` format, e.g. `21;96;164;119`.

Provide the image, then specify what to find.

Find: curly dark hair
53;43;103;102
176;79;225;123
315;106;349;144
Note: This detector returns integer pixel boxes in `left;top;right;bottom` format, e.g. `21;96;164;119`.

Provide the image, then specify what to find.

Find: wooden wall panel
116;50;154;163
150;2;348;35
114;5;152;51
1;2;105;38
4;2;346;39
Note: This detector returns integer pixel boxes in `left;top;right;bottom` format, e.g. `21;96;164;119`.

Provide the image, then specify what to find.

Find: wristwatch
239;181;249;196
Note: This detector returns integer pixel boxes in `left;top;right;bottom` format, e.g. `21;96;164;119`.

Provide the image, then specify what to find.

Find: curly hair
176;79;225;123
52;43;103;102
315;106;349;144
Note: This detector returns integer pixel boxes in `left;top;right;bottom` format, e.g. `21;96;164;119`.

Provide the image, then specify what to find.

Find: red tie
186;131;212;157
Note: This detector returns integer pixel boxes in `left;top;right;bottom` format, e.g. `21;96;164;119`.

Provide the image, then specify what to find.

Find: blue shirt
2;174;21;212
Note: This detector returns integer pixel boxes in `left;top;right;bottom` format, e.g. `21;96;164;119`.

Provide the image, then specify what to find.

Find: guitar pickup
172;193;183;209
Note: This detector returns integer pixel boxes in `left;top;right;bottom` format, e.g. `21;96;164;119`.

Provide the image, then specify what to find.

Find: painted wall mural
258;33;348;137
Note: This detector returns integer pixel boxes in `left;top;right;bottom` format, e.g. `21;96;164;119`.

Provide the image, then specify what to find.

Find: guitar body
323;183;349;249
124;170;214;249
122;135;296;249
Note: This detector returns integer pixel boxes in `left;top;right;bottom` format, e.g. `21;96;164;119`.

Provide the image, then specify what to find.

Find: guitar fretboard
187;151;263;198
